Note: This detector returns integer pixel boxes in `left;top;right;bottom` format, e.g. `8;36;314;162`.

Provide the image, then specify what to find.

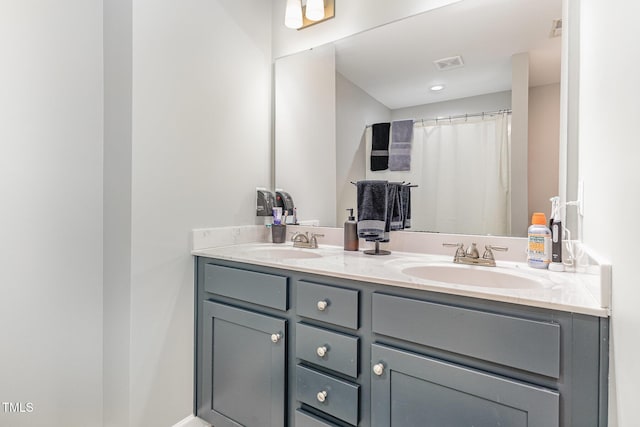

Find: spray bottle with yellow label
528;212;551;269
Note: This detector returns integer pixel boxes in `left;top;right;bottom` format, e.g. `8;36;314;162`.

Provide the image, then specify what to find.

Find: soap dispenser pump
344;208;359;251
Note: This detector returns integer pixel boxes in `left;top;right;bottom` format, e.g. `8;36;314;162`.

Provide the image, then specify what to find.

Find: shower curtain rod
365;109;512;128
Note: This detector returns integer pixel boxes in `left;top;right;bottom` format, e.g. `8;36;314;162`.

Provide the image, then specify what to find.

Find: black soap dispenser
344;208;359;251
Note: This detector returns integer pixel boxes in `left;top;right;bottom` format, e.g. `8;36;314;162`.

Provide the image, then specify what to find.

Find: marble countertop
192;241;608;317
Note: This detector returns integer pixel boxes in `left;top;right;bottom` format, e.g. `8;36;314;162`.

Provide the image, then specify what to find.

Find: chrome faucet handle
465;243;480;259
443;242;464;248
310;233;324;248
443;243;465;261
291;231;309;243
483;245;508;260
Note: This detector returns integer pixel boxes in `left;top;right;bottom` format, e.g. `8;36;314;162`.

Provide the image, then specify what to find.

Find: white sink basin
401;263;547;289
245;246;323;260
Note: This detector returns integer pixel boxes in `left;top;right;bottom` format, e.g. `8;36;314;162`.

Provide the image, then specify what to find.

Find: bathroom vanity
193;242;608;427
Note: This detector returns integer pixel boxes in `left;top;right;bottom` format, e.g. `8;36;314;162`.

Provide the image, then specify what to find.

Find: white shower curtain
365;112;511;235
415;113;511;235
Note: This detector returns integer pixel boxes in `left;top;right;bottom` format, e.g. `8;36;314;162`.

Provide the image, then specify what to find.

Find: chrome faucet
291;231;324;249
482;245;509;264
309;233;324;248
443;243;466;263
291;231;309;245
465;242;480;259
443;243;508;267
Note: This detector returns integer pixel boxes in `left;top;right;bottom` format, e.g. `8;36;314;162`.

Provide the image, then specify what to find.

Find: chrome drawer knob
373;363;385;376
317;300;328;311
316;390;328;403
270;333;282;343
316;345;328;357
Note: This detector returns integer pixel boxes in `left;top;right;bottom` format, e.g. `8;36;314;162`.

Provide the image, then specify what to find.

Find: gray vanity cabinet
195;257;609;427
369;292;563;426
199;301;286;427
370;343;559;427
197;261;289;427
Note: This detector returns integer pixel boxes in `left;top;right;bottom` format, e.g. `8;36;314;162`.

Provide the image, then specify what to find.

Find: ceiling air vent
550;19;562;37
433;55;464;71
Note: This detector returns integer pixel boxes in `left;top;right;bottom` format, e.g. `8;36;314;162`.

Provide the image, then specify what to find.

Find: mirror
275;0;567;237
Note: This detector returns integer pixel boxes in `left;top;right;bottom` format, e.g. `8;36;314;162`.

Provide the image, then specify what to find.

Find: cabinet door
370;344;559;427
199;301;286;427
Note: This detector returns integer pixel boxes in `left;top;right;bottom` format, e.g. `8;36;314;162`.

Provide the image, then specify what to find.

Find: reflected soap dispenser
344;208;359;251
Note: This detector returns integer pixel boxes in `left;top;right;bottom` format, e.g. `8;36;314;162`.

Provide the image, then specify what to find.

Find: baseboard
172;415;212;427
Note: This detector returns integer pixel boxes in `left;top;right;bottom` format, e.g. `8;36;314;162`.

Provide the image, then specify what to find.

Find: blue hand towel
389;120;414;171
357;180;388;241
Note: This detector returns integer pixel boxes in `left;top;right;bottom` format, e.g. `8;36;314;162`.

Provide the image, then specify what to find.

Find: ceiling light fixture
305;0;325;21
285;0;303;29
430;84;445;92
285;0;335;30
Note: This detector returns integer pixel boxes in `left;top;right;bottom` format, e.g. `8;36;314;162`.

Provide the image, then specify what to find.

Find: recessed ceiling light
430;84;445;92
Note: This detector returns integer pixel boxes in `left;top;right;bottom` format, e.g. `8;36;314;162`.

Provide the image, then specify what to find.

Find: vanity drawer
297;281;359;329
296;323;359;378
371;293;560;378
204;264;288;311
295;409;342;427
296;364;360;425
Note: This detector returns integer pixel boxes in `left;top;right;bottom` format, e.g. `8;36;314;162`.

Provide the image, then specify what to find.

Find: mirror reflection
275;0;564;237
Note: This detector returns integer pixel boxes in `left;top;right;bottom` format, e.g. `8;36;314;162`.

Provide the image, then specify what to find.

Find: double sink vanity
191;226;609;427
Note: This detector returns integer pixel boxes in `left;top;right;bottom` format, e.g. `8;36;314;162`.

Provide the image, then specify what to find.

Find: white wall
559;0;581;238
511;53;530;236
336;72;391;225
103;0;132;426
128;1;273;425
578;1;640;426
1;2;273;426
391;90;511;120
275;44;336;226
272;0;462;58
0;1;104;426
528;83;560;217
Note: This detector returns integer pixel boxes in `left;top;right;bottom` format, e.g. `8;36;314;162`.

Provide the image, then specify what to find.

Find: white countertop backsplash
191;225;610;317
